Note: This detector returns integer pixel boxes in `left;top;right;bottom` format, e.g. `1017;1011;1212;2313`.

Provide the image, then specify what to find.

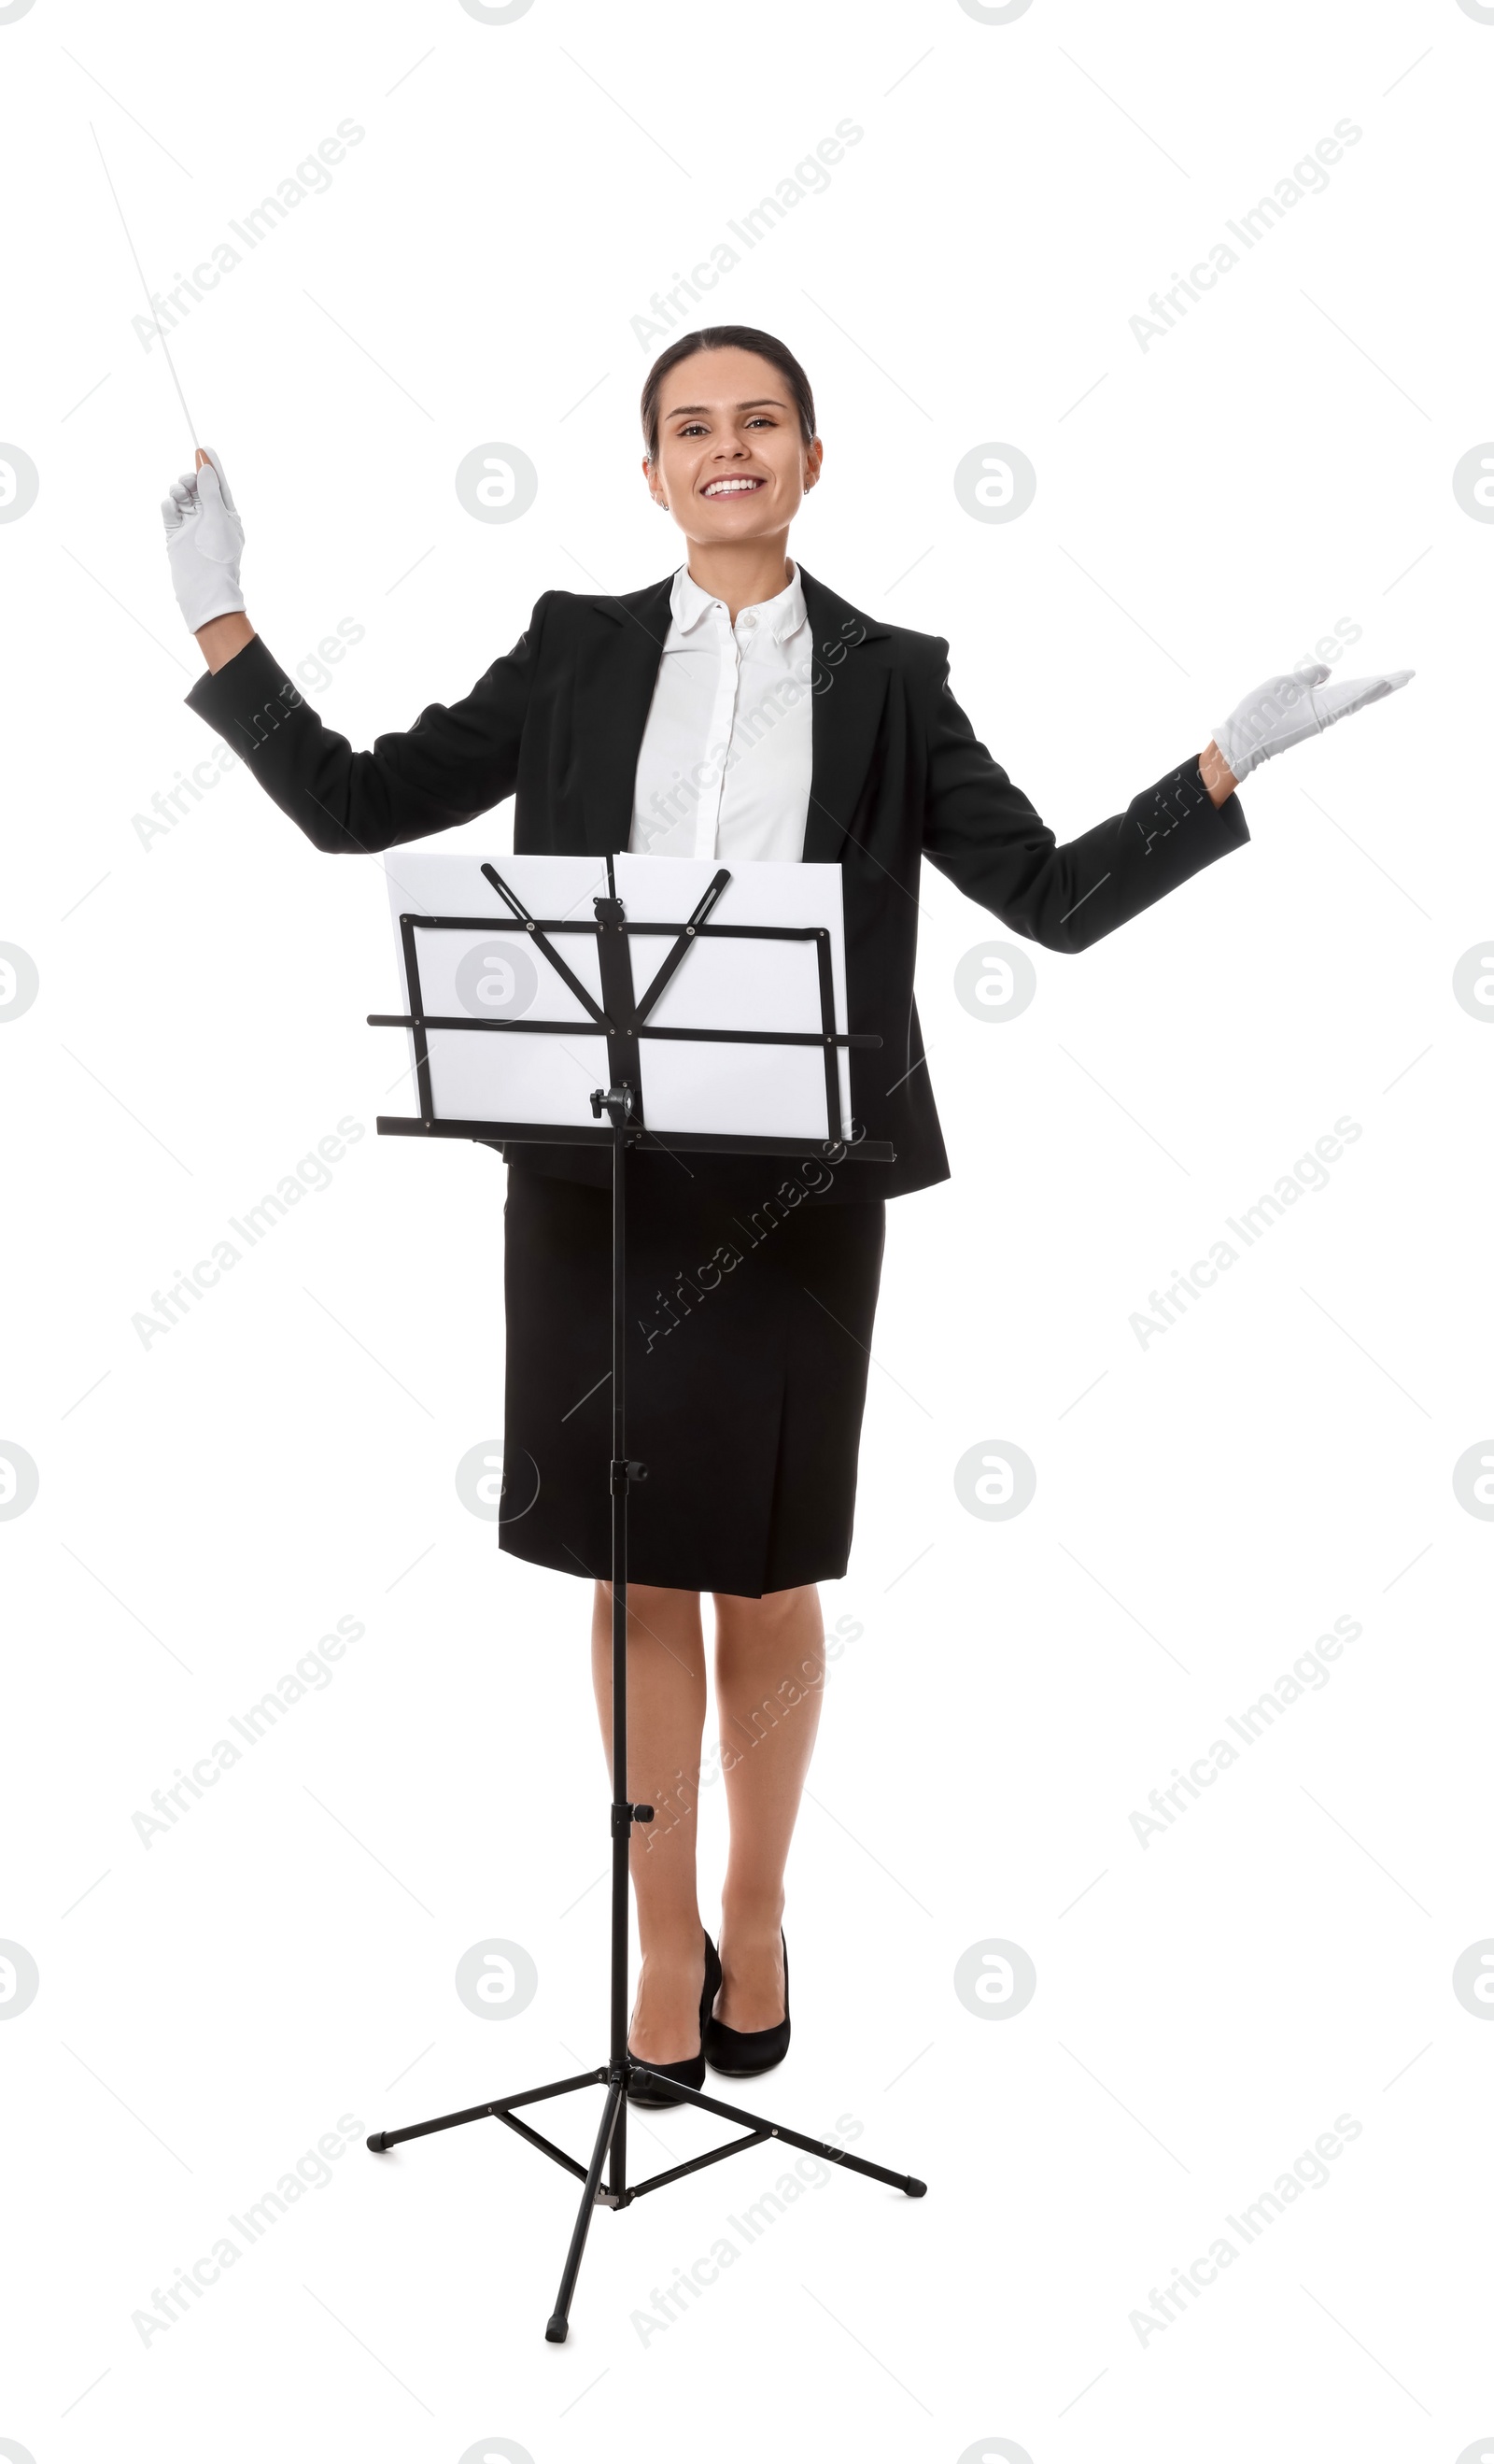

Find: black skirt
498;1151;886;1596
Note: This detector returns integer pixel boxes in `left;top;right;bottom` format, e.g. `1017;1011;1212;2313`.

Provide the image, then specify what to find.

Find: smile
702;476;766;498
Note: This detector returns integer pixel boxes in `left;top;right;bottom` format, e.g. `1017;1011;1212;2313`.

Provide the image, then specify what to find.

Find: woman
162;323;1410;2103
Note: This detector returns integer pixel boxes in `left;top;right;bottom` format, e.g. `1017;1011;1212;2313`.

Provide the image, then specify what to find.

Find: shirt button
740;612;756;630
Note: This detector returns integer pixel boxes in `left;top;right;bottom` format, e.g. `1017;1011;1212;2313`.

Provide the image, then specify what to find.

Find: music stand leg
621;2071;927;2199
545;2077;625;2344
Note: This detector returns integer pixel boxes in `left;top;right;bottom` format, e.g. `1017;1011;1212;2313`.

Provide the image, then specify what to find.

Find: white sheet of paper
383;851;852;1140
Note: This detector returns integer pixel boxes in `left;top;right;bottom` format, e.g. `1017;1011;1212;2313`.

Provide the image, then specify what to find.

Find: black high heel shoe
704;1931;790;2076
627;1932;721;2105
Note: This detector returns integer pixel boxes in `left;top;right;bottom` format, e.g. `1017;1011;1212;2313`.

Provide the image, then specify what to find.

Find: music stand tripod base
367;2057;926;2345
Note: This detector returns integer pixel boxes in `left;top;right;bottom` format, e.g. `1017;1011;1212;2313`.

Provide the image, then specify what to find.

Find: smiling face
644;346;822;547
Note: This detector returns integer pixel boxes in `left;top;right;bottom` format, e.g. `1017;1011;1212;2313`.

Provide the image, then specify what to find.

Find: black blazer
184;564;1249;1202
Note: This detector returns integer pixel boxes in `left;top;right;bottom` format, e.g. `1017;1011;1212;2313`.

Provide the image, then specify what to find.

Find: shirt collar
670;558;806;645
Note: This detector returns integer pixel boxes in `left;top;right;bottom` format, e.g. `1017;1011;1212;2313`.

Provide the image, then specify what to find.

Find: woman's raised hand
1212;661;1415;786
162;446;246;635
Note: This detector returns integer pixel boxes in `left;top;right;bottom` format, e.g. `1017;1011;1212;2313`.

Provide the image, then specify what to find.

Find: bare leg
712;1583;825;2031
590;1579;707;2063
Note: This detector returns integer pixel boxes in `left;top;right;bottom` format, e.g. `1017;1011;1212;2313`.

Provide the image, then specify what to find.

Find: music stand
362;854;926;2343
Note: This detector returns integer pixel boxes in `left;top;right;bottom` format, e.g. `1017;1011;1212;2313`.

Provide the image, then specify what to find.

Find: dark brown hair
641;326;817;463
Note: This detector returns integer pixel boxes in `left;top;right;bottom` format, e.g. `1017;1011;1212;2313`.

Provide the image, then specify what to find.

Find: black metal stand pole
541;1079;649;2338
608;1083;631;2196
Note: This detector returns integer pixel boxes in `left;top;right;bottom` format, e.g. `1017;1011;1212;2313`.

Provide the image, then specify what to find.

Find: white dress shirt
627;559;813;863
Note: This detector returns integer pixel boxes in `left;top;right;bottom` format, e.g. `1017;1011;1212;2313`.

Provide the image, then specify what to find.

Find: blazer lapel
579;573;674;856
797;565;890;866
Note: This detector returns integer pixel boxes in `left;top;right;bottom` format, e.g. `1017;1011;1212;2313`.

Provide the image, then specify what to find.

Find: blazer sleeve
919;637;1249;951
179;592;554;855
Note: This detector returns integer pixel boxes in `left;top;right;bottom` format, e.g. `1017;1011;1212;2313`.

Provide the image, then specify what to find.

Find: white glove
1213;661;1414;784
161;447;246;633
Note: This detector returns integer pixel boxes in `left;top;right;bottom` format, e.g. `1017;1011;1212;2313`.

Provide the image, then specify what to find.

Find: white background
2;1;1490;2458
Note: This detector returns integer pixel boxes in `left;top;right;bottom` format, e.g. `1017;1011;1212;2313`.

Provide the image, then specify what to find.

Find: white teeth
704;478;762;496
